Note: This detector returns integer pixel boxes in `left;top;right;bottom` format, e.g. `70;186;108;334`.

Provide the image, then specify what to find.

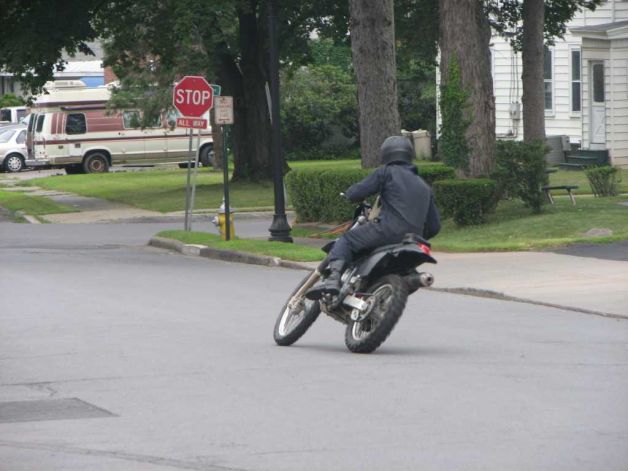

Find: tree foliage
488;0;604;50
439;56;471;172
281;40;357;156
0;0;101;94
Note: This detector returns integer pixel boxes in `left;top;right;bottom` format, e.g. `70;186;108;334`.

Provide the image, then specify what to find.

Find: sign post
214;96;234;241
173;76;215;231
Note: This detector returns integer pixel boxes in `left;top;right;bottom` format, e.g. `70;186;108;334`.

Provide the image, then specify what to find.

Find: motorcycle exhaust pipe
405;271;434;291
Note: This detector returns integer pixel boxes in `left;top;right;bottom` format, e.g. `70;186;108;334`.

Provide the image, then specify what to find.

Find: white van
0;106;29;126
26;81;214;173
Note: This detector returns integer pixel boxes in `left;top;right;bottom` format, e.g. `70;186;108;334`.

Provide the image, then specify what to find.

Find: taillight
418;243;431;255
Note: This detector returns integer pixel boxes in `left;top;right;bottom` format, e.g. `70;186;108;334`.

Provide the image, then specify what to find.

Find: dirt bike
273;198;436;354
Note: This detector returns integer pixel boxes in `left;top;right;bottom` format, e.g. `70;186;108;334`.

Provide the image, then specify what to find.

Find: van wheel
178;162;197;169
83;153;110;173
200;145;214;167
65;165;83;175
4;154;24;173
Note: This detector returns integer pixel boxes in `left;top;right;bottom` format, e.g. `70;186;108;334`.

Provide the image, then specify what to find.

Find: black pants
329;220;410;264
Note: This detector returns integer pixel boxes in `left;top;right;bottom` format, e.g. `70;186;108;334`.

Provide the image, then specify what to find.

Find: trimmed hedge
286;164;455;223
286;168;369;222
433;178;498;226
418;164;456;185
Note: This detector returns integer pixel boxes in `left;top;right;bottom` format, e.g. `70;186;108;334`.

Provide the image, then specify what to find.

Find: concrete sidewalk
427;250;627;318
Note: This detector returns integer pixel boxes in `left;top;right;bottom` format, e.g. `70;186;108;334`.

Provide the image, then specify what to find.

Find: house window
544;47;553;112
66;113;86;134
571;49;581;112
592;63;605;103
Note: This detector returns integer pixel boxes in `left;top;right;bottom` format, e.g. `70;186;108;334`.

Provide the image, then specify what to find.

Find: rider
306;135;441;300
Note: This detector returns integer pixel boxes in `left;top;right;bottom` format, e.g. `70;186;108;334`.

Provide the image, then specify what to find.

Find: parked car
0;125;27;173
26;81;213;174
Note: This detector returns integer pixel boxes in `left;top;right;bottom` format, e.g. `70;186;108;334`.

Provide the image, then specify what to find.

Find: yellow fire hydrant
212;199;235;240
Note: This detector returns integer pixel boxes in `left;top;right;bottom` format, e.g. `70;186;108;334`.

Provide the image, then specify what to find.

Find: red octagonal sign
173;76;214;117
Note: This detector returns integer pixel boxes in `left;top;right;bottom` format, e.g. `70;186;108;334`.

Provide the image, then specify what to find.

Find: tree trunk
214;5;273;182
521;0;546;143
439;0;495;177
349;0;400;168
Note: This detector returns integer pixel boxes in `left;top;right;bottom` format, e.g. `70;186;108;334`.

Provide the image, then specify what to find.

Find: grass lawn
20;159;443;213
431;196;628;251
548;168;628;194
157;230;324;262
0;189;77;218
292;196;628;252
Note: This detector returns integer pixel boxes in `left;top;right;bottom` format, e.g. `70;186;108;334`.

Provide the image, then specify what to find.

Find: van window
0;109;10;122
27;114;37;132
123;111;141;129
16;130;26;144
66;113;86;134
17;109;27;121
36;114;45;132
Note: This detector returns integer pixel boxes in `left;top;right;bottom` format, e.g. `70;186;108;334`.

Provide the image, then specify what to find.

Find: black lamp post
267;0;293;243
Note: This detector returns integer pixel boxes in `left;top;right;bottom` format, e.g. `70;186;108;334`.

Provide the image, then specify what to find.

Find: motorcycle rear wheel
274;273;321;346
345;274;408;353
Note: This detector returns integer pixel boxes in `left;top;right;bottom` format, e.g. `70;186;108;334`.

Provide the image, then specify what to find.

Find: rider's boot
305;259;345;300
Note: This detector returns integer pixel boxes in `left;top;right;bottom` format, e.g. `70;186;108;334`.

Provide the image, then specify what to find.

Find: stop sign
173;76;214;117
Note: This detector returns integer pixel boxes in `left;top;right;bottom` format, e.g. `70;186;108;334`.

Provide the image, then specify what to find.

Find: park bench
542;184;578;206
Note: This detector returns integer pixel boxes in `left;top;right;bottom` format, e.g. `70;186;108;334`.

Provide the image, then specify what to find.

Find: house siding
491;0;628;152
609;38;628;166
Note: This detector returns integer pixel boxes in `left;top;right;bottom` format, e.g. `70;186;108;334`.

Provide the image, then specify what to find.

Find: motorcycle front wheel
274;273;321;346
345;274;408;353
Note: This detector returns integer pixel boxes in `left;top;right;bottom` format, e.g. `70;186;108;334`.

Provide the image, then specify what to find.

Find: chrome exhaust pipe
418;272;434;287
405;271;435;291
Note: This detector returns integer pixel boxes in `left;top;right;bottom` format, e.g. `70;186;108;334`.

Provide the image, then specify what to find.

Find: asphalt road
1;224;627;470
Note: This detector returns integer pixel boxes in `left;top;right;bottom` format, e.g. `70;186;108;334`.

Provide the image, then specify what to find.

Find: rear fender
321;240;336;254
356;244;436;278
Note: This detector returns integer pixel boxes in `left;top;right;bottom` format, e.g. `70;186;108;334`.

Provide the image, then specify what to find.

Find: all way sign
176;117;208;129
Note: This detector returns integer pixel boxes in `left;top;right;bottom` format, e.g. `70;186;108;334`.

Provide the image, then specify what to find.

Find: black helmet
380;136;414;165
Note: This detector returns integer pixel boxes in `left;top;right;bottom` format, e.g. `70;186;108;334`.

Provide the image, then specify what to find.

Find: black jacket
345;162;441;239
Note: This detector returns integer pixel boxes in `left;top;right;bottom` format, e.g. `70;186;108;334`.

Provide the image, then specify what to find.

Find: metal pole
188;128;202;232
267;0;293;243
184;129;193;231
222;125;231;241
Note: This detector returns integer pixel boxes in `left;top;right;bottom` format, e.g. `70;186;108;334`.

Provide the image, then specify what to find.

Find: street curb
149;237;312;270
429;287;628;320
13;210;41;224
148;237;628;320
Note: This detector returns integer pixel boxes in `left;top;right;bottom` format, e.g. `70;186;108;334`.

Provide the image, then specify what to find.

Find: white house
491;0;628;167
0;41;105;98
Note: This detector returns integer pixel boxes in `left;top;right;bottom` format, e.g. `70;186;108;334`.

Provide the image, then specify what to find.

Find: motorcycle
273;198;437;354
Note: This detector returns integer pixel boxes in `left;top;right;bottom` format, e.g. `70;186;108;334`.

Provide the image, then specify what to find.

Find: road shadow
284;342;467;357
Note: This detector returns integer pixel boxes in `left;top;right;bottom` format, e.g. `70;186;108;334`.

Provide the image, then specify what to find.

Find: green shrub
285;146;360;161
417;164;456;186
585;166;620;197
438;56;470;171
286;168;370;223
286;164;455;223
433;178;498;226
281;61;357;154
493;140;549;213
0;93;25;108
